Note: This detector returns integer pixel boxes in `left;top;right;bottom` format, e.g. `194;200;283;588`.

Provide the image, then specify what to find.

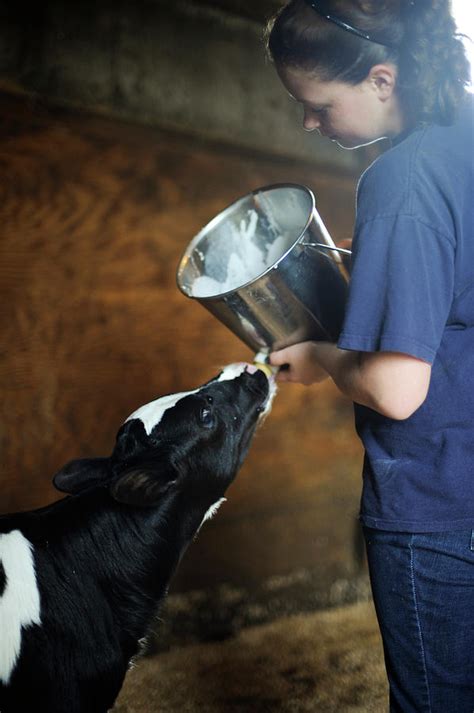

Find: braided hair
265;0;471;125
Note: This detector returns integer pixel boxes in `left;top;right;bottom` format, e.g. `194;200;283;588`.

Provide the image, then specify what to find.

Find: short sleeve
338;214;455;364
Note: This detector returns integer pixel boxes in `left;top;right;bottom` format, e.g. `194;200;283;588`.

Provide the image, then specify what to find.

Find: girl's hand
270;341;330;385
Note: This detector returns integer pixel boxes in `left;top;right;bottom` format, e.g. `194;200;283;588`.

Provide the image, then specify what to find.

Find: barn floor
114;601;388;713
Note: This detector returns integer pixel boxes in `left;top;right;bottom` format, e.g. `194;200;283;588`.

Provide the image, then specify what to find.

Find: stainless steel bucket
176;183;350;354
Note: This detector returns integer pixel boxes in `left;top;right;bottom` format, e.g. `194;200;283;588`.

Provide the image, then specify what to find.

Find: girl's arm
270;341;431;421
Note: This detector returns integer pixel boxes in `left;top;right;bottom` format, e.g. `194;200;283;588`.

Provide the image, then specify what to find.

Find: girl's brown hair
265;0;471;125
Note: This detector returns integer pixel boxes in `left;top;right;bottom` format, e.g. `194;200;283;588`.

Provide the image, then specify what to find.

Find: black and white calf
0;363;276;713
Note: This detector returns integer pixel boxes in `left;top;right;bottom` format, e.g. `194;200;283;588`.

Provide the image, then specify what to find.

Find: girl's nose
302;108;321;132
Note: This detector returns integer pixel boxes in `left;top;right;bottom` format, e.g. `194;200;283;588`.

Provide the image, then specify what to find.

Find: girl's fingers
276;371;291;383
270;349;292;367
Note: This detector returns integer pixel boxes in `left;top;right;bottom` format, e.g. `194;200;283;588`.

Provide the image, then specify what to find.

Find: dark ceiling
194;0;284;23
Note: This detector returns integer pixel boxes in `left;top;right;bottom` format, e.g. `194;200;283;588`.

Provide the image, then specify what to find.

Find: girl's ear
53;458;110;494
369;63;397;99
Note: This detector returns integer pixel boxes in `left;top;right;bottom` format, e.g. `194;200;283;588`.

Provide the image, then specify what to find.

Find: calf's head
53;363;276;521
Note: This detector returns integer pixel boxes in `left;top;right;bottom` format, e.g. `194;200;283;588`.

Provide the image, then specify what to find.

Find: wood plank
0;92;363;588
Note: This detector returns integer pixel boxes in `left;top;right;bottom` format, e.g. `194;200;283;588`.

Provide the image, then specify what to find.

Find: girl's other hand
270;341;330;385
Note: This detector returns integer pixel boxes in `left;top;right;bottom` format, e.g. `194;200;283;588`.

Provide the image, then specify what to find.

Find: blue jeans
364;527;474;712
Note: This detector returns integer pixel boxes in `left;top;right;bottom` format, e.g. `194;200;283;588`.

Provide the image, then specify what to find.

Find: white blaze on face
125;363;251;435
0;531;41;685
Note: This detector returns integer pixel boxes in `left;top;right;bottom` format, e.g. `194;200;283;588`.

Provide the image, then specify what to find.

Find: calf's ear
113;419;149;460
53;458;110;494
110;464;176;507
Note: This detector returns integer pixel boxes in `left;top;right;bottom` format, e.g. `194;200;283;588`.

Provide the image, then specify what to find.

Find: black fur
0;561;5;597
0;367;270;713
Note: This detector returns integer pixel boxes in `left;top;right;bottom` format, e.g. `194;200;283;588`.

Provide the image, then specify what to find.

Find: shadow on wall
0;0;367;171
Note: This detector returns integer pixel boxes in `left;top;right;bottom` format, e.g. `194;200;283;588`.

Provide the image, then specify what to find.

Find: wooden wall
0;92;364;592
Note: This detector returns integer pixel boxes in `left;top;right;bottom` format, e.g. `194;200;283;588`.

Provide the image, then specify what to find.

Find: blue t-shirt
338;94;474;532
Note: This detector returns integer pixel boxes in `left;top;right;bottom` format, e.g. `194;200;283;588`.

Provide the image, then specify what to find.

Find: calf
0;363;276;713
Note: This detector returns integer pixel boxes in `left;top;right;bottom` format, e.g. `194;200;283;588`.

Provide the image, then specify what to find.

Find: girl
265;1;473;711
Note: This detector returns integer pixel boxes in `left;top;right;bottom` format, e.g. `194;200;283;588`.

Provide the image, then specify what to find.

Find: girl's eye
306;105;327;117
199;407;215;428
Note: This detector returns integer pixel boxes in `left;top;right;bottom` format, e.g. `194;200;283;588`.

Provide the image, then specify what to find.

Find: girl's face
277;65;404;150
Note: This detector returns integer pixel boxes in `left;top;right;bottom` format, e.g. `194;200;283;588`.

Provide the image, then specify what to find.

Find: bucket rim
176;182;316;301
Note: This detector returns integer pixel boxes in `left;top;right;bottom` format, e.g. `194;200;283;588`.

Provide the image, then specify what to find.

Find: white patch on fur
260;374;278;419
125;363;249;435
0;530;41;685
215;363;248;383
126;388;200;435
196;498;227;537
128;636;149;670
202;498;227;525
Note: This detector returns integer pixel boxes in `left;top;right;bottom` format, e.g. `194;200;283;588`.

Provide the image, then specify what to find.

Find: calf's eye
200;407;215;428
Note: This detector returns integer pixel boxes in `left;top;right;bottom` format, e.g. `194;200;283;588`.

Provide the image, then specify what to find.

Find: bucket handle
301;241;352;256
